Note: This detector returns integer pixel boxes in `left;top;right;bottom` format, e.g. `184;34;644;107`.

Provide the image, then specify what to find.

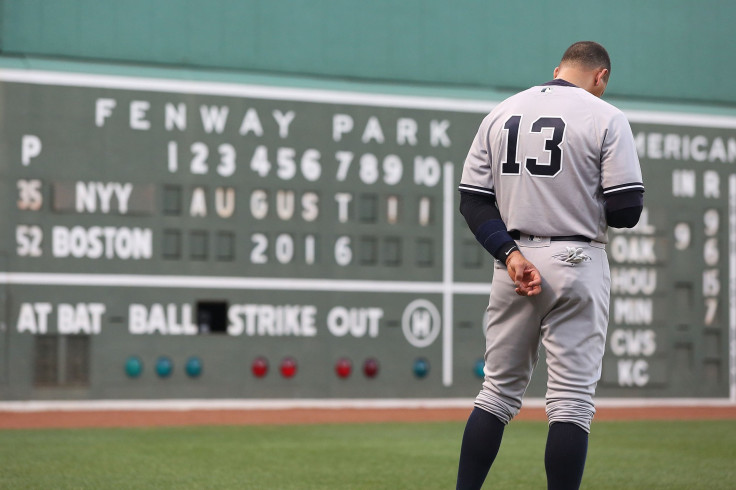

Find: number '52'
500;115;566;177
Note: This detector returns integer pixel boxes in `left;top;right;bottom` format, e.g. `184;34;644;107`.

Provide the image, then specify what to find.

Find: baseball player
455;41;644;490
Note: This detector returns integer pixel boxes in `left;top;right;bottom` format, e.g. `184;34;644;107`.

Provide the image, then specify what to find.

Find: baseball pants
474;234;610;432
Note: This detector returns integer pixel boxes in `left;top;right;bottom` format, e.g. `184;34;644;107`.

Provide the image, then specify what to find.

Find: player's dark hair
560;41;611;81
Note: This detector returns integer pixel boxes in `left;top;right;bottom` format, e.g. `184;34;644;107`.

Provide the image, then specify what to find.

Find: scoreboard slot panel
1;71;734;401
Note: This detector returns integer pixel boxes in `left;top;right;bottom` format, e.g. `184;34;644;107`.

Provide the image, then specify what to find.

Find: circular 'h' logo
401;299;441;348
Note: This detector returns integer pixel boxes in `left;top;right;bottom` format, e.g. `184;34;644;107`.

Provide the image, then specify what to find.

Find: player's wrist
498;242;520;264
474;220;516;261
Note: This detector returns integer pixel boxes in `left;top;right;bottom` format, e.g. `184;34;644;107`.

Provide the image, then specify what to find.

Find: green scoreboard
0;69;734;401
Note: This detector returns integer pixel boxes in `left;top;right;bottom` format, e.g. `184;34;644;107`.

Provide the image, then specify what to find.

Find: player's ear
592;68;608;97
595;68;609;86
553;66;560;78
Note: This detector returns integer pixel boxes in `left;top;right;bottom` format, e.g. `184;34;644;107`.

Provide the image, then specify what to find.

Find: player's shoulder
481;87;539;124
577;89;625;118
493;86;539;110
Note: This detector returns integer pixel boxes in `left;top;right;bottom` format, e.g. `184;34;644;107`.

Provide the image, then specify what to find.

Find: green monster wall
0;1;735;402
2;0;736;106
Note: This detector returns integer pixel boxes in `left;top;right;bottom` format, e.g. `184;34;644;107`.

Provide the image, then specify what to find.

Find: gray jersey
459;82;644;243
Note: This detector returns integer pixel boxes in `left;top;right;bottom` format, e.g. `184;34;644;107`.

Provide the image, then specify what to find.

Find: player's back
486;81;628;243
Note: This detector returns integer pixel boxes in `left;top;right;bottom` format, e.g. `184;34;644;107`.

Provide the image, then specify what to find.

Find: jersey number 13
501;115;566;177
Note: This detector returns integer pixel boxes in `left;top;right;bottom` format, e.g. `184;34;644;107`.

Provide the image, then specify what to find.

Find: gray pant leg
540;243;610;432
475;259;547;424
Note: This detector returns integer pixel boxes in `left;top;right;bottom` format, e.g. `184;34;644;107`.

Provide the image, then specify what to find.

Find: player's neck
554;68;606;97
554;71;585;88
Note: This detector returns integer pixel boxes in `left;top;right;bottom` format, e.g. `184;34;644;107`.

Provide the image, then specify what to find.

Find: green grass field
1;420;734;489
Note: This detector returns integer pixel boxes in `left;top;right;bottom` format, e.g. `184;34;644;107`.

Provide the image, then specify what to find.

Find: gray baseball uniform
459;79;644;431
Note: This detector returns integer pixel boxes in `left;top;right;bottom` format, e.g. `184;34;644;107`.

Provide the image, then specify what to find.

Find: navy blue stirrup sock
545;422;588;490
456;407;505;490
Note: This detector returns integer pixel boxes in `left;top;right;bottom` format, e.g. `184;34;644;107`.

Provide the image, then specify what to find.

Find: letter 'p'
22;135;42;166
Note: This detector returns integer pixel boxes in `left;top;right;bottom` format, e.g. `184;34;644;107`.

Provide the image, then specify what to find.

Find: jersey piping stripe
458;184;495;196
602;182;645;195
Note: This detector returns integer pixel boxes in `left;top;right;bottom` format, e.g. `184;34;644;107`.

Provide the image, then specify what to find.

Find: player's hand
505;251;542;296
